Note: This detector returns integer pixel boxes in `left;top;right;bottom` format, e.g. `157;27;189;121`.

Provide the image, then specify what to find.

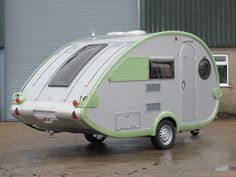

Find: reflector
73;100;77;107
71;111;79;120
15;108;21;116
15;97;20;104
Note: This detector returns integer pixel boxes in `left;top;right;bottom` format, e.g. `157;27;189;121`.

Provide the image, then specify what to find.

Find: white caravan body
11;31;221;149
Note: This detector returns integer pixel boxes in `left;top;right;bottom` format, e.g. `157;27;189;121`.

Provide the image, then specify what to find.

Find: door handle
182;80;186;90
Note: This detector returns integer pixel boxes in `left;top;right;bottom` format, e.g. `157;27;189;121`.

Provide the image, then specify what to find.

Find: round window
198;58;211;80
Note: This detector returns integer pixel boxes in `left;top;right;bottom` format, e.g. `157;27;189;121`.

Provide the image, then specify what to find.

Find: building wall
0;49;4;120
3;0;138;121
211;48;236;114
139;0;236;115
140;0;236;47
0;0;3;48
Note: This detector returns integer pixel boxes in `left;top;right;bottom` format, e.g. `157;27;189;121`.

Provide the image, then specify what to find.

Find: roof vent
124;30;146;36
106;31;125;36
106;30;146;37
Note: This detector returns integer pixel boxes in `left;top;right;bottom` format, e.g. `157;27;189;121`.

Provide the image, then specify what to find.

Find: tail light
12;92;25;104
71;111;79;120
15;97;20;104
73;100;78;107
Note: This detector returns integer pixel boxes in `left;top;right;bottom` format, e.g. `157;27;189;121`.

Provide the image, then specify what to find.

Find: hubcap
93;134;104;140
159;125;173;145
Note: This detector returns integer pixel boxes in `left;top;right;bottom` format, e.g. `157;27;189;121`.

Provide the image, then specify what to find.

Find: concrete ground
0;119;236;177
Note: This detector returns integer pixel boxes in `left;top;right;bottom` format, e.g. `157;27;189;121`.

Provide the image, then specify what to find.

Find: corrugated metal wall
140;0;236;47
4;0;138;121
0;0;3;48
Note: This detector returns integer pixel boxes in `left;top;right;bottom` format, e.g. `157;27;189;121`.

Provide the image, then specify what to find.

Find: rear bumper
11;101;97;134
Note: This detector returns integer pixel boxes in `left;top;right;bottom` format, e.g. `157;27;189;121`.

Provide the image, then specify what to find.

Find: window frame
149;58;175;80
48;44;107;87
198;58;211;80
213;53;230;87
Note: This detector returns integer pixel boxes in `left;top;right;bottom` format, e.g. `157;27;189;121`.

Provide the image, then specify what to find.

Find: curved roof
71;31;149;46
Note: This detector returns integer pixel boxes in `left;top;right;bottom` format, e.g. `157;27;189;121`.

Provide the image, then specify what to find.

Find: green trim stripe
81;101;219;137
178;101;219;131
109;57;148;82
78;94;100;108
81;101;218;137
151;111;178;136
80;108;152;138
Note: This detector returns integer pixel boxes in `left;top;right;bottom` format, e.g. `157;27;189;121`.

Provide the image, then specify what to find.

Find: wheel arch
151;111;178;136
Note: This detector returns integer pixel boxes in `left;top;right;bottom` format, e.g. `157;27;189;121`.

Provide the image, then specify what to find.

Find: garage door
4;0;138;121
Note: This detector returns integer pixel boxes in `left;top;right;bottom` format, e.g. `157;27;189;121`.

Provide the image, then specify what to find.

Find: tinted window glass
149;60;174;79
198;58;211;80
49;44;107;87
217;65;227;84
213;54;228;85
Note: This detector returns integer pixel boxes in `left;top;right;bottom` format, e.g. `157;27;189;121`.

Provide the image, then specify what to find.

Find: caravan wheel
151;120;176;150
84;134;106;144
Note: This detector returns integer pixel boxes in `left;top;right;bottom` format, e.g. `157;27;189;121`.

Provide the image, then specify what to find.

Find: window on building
149;59;174;79
49;44;107;87
213;54;229;87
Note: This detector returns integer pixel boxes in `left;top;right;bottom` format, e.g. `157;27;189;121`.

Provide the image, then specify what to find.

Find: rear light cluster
15;108;21;116
73;100;78;107
12;92;25;105
15;97;21;104
72;99;80;120
71;111;79;120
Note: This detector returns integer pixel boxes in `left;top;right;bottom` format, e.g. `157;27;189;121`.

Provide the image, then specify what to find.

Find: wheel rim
193;129;200;133
93;134;105;140
159;125;173;145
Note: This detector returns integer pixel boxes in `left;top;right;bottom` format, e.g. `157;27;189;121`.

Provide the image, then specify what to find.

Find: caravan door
180;43;197;123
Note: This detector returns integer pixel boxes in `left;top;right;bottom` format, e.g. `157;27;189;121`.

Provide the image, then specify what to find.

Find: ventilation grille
146;84;160;92
146;103;161;111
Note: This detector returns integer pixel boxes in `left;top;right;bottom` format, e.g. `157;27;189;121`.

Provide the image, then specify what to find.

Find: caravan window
149;59;174;79
198;58;211;80
48;44;107;87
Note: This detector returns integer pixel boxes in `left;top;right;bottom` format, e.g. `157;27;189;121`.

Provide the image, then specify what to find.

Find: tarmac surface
0;119;236;177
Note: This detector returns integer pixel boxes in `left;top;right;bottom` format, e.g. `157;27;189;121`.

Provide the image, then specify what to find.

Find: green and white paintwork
11;31;221;139
109;56;149;82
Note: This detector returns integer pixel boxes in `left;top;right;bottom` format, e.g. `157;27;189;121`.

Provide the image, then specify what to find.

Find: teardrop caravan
11;31;221;149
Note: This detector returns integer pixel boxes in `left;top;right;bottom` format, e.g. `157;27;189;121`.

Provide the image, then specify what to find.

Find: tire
84;133;106;144
151;120;176;150
190;129;201;136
